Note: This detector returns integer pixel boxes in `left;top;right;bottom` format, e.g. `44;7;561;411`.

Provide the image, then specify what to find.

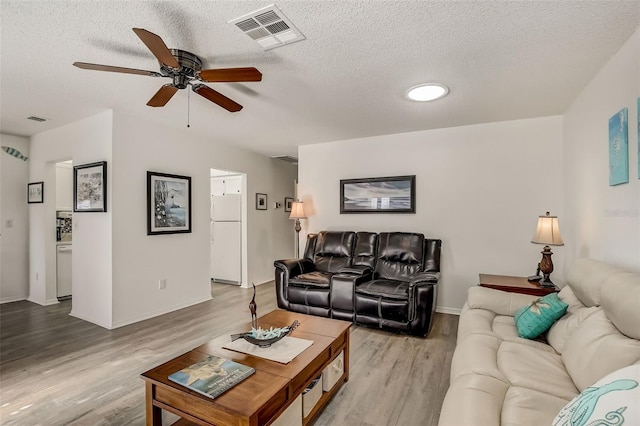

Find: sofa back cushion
423;239;442;272
375;232;424;281
601;272;640;340
547;286;599;354
352;232;378;269
561;309;640;391
567;258;625;307
303;233;318;261
313;231;356;273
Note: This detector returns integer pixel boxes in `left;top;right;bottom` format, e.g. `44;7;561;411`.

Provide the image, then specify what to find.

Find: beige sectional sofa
439;258;640;426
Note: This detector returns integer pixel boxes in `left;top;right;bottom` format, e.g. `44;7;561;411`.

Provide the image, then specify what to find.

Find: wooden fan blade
199;67;262;82
147;84;179;107
132;28;179;69
192;84;242;112
73;62;161;77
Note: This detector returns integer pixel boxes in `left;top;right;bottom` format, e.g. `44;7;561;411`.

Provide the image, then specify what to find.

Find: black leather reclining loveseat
274;231;442;337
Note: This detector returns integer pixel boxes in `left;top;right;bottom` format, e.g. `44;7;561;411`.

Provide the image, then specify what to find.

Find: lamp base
539;275;556;288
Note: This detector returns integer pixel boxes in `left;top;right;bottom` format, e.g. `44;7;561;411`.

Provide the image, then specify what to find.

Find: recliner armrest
274;258;315;278
410;272;440;285
338;265;372;276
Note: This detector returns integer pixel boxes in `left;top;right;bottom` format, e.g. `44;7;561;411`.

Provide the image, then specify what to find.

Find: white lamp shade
531;213;564;246
289;201;306;219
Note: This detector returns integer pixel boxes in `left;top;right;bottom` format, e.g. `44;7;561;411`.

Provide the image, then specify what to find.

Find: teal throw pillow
514;293;568;339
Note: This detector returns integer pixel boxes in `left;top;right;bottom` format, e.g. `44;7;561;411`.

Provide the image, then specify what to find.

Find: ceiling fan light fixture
406;83;449;102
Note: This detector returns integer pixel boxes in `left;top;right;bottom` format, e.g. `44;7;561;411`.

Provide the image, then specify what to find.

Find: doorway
210;168;247;286
55;160;73;301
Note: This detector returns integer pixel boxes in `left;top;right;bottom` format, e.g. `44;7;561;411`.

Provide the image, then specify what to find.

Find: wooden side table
479;274;559;296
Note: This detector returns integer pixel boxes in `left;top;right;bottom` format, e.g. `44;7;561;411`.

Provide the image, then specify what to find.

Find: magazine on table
168;354;255;399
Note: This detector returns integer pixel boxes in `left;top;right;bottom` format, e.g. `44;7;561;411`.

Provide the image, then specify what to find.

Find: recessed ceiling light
406;83;449;102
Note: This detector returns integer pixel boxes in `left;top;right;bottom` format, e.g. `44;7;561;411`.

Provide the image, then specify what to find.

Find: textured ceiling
1;1;639;157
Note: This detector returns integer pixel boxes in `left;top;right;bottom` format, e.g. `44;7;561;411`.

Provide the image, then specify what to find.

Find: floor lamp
289;201;306;258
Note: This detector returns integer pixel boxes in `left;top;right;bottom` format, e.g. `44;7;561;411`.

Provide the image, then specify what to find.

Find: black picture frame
147;171;192;235
340;175;416;213
27;181;44;204
74;161;107;212
256;193;267;210
284;197;293;212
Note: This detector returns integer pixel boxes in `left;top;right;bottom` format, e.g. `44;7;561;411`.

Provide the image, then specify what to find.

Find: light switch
5;219;13;228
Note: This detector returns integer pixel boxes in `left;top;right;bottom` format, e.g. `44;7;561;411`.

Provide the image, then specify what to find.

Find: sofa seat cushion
289;271;332;288
499;341;579;401
501;386;571;426
457;304;558;353
355;279;409;300
439;373;509;426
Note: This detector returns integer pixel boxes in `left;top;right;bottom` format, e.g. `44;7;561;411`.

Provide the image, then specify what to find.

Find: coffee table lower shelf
141;310;351;426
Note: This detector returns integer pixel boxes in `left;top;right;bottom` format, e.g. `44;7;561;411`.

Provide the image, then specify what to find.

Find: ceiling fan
73;28;262;112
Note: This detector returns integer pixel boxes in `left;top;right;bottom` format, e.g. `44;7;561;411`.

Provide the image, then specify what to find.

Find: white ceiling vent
26;116;48;122
272;155;298;164
229;5;305;50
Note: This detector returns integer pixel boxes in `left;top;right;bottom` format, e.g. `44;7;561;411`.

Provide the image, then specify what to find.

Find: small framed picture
27;182;44;204
147;171;191;235
74;161;107;212
256;193;267;210
284;197;293;212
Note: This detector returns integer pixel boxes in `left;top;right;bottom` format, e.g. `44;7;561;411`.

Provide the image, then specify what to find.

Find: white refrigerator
211;193;242;284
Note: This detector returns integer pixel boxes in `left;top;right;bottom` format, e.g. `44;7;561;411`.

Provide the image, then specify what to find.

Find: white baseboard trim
0;296;27;304
110;295;214;329
436;306;461;316
27;297;60;306
70;310;112;329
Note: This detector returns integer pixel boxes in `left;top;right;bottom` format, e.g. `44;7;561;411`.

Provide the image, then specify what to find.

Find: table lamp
531;211;564;287
289;201;306;258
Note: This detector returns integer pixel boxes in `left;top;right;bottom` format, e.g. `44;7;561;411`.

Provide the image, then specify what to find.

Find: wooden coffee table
141;310;350;426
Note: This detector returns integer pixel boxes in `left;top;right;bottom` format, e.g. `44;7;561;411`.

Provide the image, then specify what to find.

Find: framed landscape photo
74;161;107;212
340;175;416;213
147;171;191;235
27;182;44;204
284;197;293;212
256;193;267;210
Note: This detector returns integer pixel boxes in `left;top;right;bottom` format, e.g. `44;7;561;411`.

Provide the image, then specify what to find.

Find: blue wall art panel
608;107;628;186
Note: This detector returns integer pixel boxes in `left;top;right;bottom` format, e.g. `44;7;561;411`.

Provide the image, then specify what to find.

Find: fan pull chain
187;88;191;128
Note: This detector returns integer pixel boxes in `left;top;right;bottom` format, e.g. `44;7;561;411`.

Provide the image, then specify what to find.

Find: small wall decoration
340;175;416;213
27;182;44;203
608;107;629;186
2;146;28;161
147;171;191;235
74;161;107;212
284;197;293;212
256;193;267;210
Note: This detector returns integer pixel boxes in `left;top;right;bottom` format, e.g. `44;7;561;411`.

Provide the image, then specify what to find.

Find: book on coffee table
168;354;255;399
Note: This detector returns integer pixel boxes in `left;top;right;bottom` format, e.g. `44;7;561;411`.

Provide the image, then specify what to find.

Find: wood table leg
146;382;162;426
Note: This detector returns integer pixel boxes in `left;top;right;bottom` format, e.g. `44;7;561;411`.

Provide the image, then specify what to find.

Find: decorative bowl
230;320;299;348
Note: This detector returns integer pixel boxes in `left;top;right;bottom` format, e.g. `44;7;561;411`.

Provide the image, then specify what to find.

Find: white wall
563;28;640;272
110;112;296;328
298;116;564;312
29;111;113;329
0;134;30;303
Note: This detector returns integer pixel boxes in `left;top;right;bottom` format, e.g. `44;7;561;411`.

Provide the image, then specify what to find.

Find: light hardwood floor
0;282;458;426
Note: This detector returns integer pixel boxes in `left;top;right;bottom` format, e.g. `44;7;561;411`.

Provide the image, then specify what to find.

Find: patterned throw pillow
514;293;569;339
553;364;639;426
